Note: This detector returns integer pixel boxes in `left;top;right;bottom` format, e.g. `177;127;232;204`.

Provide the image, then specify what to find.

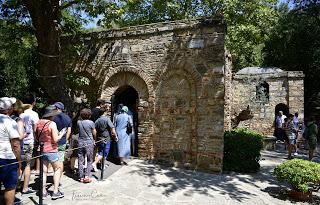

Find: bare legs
22;165;31;192
288;144;294;159
309;148;315;161
92;155;102;171
43;161;61;194
4;188;15;205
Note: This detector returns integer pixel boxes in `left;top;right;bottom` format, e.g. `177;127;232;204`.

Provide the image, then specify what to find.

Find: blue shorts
288;138;296;145
0;159;18;190
42;152;59;163
98;141;111;157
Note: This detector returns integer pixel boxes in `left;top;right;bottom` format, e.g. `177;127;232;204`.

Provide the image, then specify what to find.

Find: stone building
63;17;227;172
228;67;304;135
63;17;304;172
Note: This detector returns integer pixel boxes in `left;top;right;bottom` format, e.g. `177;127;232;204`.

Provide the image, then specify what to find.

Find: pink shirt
36;119;58;153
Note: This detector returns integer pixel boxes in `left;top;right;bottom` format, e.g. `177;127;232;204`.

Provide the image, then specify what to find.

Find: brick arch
101;71;150;102
154;58;202;90
101;67;154;102
155;63;201;108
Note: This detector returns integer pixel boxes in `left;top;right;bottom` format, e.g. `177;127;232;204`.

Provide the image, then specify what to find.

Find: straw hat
13;99;31;112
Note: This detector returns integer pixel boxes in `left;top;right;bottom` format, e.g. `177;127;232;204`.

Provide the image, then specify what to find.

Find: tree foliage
0;19;38;98
98;0;279;71
0;0;118;106
0;0;319;113
264;1;320;113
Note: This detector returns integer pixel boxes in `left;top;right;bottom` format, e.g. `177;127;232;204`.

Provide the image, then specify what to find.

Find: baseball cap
0;97;17;111
53;102;64;110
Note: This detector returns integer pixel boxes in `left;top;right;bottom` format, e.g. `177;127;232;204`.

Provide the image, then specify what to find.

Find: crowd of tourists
0;94;134;204
275;111;318;160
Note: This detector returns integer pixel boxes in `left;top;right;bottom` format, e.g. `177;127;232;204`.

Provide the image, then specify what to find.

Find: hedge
223;129;264;172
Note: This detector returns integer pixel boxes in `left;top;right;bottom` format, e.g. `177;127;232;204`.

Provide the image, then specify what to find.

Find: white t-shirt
276;115;286;128
0;114;20;159
20;108;39;145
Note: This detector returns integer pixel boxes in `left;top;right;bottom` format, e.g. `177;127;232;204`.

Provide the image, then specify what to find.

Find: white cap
0;97;17;111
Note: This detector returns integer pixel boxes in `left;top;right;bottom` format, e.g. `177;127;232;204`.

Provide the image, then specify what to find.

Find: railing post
100;141;106;180
39;142;44;205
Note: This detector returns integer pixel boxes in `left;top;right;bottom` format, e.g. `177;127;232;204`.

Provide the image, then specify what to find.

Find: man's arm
10;138;21;162
110;127;118;142
10;138;22;176
92;128;97;141
66;127;72;142
107;118;118;142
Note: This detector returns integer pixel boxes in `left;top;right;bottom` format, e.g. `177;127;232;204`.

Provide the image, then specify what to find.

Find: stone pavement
10;147;320;204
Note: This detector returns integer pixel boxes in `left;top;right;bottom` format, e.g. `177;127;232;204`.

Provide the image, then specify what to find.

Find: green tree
0;0;120;107
0;19;38;98
264;1;320;113
99;0;279;71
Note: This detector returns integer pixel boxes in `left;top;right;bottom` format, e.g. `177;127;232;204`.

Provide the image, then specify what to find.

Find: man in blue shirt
52;102;71;187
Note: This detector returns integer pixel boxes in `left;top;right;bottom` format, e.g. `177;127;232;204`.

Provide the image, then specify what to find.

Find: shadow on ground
125;146;318;204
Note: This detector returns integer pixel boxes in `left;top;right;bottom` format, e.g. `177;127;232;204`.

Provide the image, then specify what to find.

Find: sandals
79;177;92;183
83;177;92;183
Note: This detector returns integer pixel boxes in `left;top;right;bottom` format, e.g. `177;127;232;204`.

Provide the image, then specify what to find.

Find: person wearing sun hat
35;105;64;199
0;97;22;205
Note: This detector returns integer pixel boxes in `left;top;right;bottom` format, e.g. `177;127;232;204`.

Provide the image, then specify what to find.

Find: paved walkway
12;146;320;204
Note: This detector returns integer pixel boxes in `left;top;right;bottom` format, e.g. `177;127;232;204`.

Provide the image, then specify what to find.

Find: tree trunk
23;0;73;109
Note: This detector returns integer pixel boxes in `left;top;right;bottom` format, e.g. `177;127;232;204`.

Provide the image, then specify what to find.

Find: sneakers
43;192;49;199
92;163;98;172
21;188;36;195
13;197;22;205
294;152;299;156
51;190;64;200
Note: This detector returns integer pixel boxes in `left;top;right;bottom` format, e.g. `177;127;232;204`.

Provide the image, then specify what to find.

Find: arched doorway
112;85;139;156
275;103;289;117
274;103;289;136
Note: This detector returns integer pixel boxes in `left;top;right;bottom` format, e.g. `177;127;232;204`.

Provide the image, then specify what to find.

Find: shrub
274;159;320;193
223;129;263;172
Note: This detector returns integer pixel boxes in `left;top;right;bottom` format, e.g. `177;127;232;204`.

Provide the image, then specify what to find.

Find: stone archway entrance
112;85;139;156
101;71;152;158
275;103;289;117
274;103;289;136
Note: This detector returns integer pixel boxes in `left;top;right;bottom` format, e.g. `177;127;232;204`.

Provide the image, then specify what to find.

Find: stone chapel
62;17;304;172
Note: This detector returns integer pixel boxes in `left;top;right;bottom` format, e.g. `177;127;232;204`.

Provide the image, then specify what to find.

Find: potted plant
274;159;320;201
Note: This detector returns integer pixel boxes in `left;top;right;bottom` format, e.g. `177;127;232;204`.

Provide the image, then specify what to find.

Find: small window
256;81;269;103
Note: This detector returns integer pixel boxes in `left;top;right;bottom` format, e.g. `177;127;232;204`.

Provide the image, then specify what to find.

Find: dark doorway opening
111;85;139;157
275;103;289;117
274;103;289;136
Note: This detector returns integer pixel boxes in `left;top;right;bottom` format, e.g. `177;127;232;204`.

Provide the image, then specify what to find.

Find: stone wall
230;68;304;135
62;17;226;172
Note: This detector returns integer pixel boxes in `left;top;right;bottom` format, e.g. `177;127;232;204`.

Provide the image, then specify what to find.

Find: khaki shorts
22;144;34;166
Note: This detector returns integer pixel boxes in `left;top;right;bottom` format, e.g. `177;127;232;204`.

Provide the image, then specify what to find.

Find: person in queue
52;102;72;189
0;97;22;205
77;108;96;183
92;107;117;171
35;105;64;199
114;106;133;165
